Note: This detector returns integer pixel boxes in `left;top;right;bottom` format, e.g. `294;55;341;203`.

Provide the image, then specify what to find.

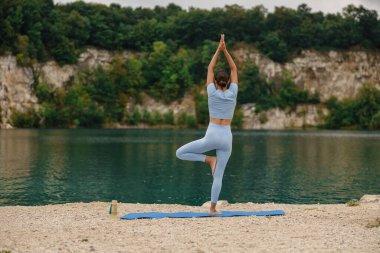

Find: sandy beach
0;201;379;253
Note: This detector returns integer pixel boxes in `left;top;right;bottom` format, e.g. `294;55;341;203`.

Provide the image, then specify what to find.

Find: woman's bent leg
176;138;211;162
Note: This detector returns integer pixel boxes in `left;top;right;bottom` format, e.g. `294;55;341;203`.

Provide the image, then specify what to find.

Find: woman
176;34;238;215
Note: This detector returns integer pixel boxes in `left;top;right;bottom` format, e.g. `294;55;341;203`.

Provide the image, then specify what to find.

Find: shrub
370;111;380;129
258;32;289;63
41;102;69;128
232;107;244;128
127;108;142;125
163;110;174;125
259;112;269;124
238;62;271;105
324;84;380;129
177;112;197;127
324;99;357;129
355;83;380;129
177;112;188;126
35;83;51;102
238;63;319;111
76;103;104;128
366;218;380;228
346;199;360;207
10;108;40;128
152;111;163;125
195;94;208;125
186;115;197;128
142;110;152;124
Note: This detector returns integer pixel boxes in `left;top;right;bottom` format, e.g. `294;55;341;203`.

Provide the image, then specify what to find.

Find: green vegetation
366;218;380;228
1;1;380;64
325;84;380;130
346;199;360;206
238;63;320;112
195;94;209;126
10;108;40;128
232;107;244;128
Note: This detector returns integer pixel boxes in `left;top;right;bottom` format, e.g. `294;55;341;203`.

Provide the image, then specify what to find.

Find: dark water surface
1;129;379;206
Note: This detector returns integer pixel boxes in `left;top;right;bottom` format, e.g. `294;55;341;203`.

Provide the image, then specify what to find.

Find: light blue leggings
176;122;232;203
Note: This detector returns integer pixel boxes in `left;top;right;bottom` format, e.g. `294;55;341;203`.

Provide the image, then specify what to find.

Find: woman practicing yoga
176;34;238;215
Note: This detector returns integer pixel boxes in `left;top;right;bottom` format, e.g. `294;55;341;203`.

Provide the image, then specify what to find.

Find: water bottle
109;200;118;219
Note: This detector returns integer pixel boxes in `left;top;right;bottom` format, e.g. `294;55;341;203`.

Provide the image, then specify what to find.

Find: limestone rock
39;61;76;89
359;195;380;203
77;47;114;69
241;104;328;129
233;48;380;102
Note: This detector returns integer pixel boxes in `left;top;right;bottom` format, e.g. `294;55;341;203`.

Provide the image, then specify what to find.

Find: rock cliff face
241;104;328;129
234;48;380;101
1;47;379;129
0;48;120;128
0;53;36;128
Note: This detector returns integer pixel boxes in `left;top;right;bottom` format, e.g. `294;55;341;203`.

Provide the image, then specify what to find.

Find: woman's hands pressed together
218;34;226;52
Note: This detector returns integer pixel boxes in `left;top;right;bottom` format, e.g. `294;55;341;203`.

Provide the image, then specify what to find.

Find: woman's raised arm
206;35;224;85
221;35;238;84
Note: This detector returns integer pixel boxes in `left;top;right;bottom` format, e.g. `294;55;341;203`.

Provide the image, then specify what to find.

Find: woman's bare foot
205;156;217;176
209;209;221;216
209;202;221;216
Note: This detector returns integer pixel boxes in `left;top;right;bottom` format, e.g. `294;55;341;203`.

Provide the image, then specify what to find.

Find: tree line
1;0;380;64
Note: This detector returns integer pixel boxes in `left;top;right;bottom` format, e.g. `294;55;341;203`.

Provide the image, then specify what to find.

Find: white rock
359;195;380;203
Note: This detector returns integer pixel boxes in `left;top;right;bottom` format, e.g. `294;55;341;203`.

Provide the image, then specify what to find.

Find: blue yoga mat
120;210;285;220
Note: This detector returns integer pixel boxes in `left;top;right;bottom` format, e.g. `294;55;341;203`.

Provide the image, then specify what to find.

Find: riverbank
0;201;379;253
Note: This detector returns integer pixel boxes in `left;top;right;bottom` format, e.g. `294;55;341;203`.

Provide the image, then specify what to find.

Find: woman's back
207;82;238;120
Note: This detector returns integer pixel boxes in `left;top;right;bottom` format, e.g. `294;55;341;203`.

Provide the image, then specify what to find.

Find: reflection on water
0;129;379;206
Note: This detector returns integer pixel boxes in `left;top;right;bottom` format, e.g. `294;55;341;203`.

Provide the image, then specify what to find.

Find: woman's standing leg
209;128;232;215
209;148;232;215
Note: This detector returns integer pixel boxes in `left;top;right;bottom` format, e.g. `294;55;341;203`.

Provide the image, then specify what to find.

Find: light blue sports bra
207;82;238;120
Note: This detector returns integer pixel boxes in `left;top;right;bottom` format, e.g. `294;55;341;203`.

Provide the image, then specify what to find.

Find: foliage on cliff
325;84;380;129
238;63;320;111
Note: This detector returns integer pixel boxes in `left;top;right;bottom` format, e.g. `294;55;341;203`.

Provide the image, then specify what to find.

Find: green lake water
0;129;379;206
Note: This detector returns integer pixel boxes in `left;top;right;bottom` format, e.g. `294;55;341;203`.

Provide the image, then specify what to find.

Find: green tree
324;98;358;129
244;5;267;42
195;94;208;125
168;9;219;48
66;10;90;47
15;35;31;65
258;32;289;62
266;6;301;49
324;84;380;129
370;111;380;129
126;18;163;50
10;108;40;128
343;5;380;48
163;110;174;125
322;14;361;49
238;63;273;107
355;83;380;128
